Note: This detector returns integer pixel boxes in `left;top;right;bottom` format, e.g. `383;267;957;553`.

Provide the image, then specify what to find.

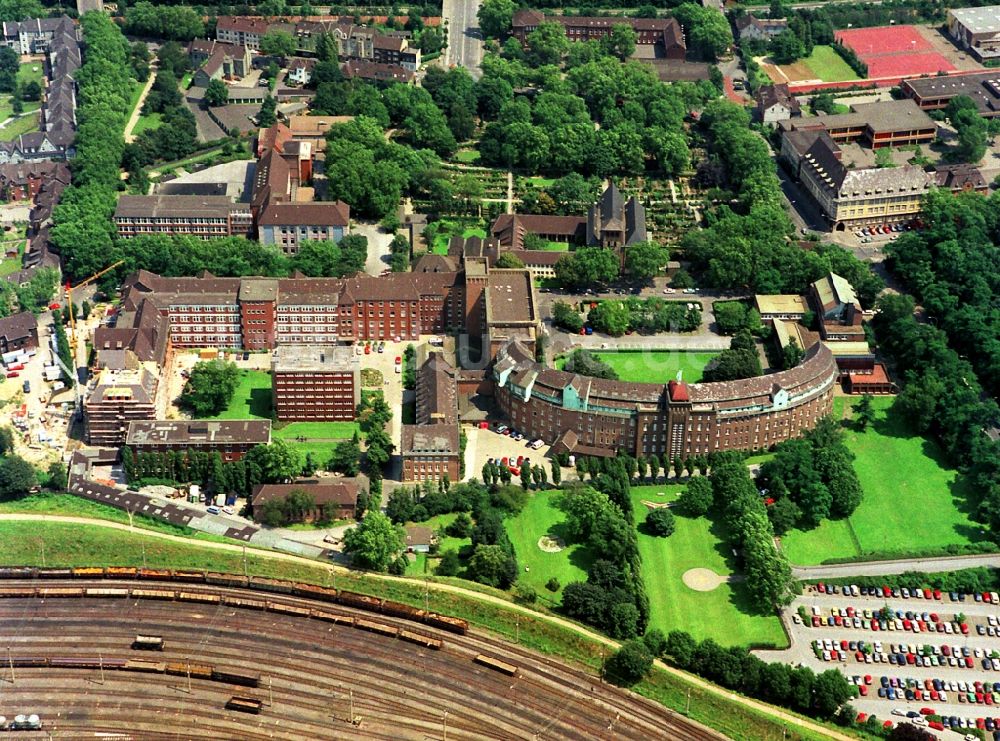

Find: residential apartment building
215;16;273;50
114;195;253;239
778;100;936;149
125;419;272;462
735;13;788;41
272;344;360;421
401;424;461;482
511;10;686;58
0;161;69;202
341;59;415;84
0;311;38;354
948;6;1000;62
2;16;70;53
755;83;802;124
188;39;251;87
85;362;158;446
902;71;1000;118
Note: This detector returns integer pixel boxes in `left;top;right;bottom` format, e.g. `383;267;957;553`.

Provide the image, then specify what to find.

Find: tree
855;394;876;431
588;300;631;337
769;29;805;64
203;79;229;108
645;508;676;537
604;640;654;686
258;95;277;127
20;80;40;102
436;549;461;576
551;301;584;333
260;29;297;58
676;476;713;517
46;460;67;491
550;462;561;486
0;455;36;500
494;252;525;269
179;360;239;416
562;349;618;380
526;22;569;66
0;0;42;22
782;337;805;370
342;511;405;571
555;247;619;289
478;0;516;39
467;543;516;588
601;24;637;61
624;241;668;283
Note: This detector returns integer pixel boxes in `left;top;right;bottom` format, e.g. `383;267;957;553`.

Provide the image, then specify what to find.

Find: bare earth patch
682;568;727;592
537;535;565;553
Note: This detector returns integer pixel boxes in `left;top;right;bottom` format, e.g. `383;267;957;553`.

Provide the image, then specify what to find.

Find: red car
961;623;970;634
919;708;935;716
864;675;872;685
509;466;520;476
5;371;17;378
933;589;942;600
968;657;976;668
929;721;944;731
923;588;932;599
859;685;868;696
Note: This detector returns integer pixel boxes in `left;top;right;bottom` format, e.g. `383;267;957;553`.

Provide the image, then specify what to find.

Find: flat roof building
114;195;253;239
85;360;159;446
126;419;271;462
948;6;1000;61
902;71;1000;117
272;344;360;421
754;295;809;321
778;100;936;149
401;423;461;483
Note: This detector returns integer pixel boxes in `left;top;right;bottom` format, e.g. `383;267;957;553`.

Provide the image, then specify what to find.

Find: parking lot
759;584;1000;735
462;423;563;484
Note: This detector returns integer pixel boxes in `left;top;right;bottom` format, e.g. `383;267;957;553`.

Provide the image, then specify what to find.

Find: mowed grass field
206;369;272;419
631;486;788;648
504;490;592;604
780;396;986;565
558;351;718;384
766;45;860;84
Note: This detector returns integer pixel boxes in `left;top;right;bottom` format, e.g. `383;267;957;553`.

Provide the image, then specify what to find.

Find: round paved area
682;568;727;592
537;535;565;552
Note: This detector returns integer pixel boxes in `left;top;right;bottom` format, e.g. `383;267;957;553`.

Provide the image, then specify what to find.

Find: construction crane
64;260;124;383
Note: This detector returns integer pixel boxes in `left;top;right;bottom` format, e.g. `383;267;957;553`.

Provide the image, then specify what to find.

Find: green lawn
204;369;272;420
17;61;42;88
504;490;592;605
0;110;39;141
630;486;788;648
530;241;570;252
802;45;860;82
133;112;162;135
453;149;480;164
780;396;986;565
558;350;718;384
431;226;487;256
273;421;359;440
523;177;555;188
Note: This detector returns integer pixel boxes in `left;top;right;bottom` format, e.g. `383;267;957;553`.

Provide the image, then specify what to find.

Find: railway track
0;578;726;740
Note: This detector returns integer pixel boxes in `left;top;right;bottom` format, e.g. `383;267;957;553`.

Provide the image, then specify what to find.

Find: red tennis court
865;52;955;78
835;25;931;57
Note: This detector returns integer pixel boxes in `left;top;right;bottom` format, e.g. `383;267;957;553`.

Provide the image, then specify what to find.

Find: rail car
86;588;129;598
178;591;220;604
267;601;311;618
225;696;263;715
212;669;260;688
399;630;442;650
355;618;399;638
125;660;166;673
50;657;128;670
310;609;355;626
7;657;47;668
132;635;164;651
222;596;266;611
37;587;83;598
166;662;213;680
0;567;471;635
474;654;518;676
130;589;176;601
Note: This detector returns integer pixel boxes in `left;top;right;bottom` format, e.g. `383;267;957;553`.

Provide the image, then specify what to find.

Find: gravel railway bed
0;580;724;740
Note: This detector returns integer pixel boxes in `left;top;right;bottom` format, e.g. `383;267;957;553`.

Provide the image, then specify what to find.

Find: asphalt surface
760;588;1000;735
792;554;1000;580
442;0;484;78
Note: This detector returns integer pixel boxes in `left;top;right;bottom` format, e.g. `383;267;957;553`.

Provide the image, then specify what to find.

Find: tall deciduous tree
342;511;405;571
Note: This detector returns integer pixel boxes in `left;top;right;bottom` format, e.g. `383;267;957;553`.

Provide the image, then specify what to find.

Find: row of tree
121;440;305;498
356;392;393;497
710;455;795;612
49;13;136;281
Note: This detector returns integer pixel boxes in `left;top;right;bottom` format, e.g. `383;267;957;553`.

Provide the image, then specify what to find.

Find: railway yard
0;571;724;740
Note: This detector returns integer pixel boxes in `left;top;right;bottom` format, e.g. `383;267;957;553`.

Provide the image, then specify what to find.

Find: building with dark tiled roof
493;337;837;458
215;16;274;50
755;83;801;124
735;13;788;41
586;182;647;258
188;39;251;87
511;10;685;59
251;479;360;522
341;59;415;84
934;163;988;194
0;311;38;354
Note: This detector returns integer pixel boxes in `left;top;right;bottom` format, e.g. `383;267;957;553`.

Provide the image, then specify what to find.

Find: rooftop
401;423;460;455
754;295;809;315
485;269;537;325
786;99;935;135
115;195;241;219
257;201;350;227
272;344;357;373
252;479;359;508
126;419;272;446
950;6;1000;34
